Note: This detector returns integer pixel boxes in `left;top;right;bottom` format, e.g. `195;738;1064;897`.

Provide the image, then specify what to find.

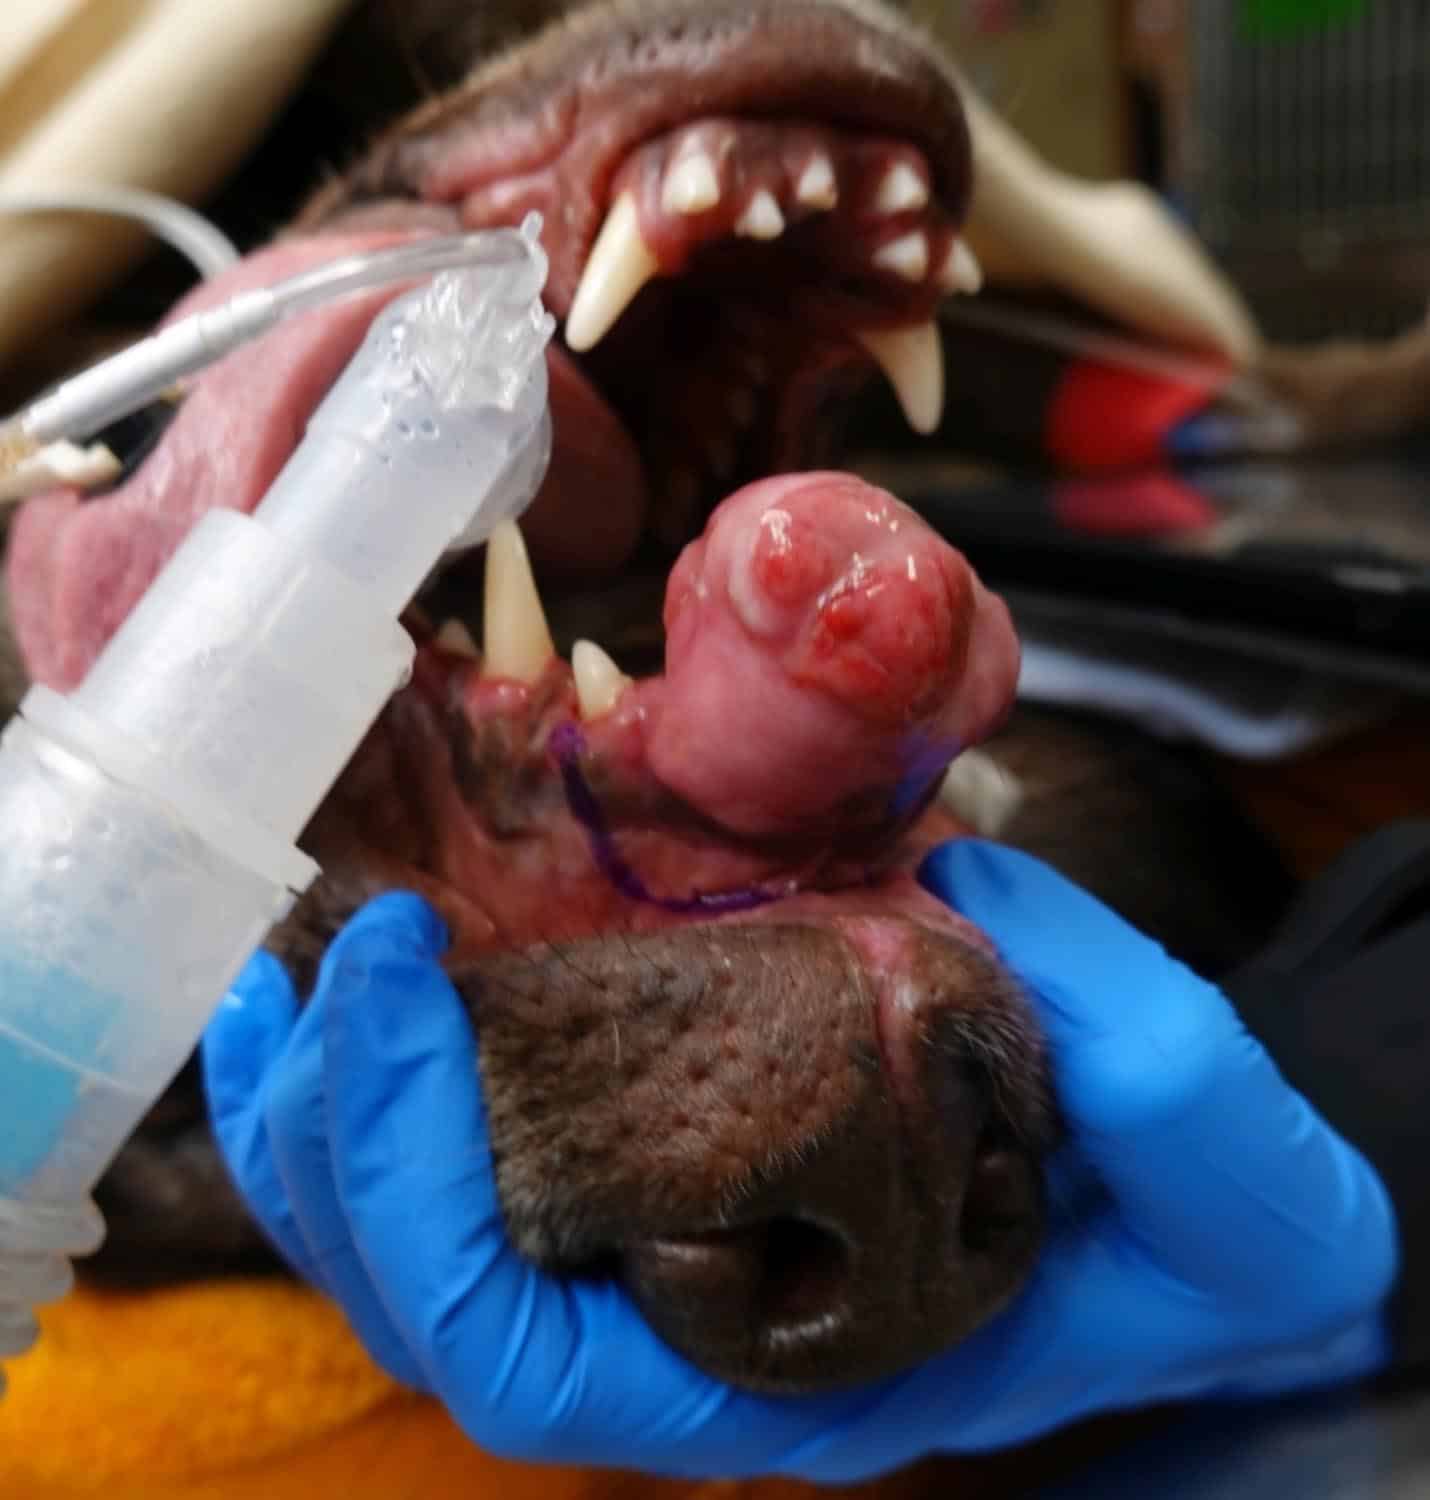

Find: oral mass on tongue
639;472;1020;839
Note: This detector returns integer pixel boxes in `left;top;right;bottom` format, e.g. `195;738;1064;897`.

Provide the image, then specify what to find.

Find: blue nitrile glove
200;845;1399;1484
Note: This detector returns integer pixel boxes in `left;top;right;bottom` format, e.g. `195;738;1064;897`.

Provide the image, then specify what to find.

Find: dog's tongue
6;235;647;692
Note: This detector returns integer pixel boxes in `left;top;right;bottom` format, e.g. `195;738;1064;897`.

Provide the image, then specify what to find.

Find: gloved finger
204;952;296;1112
777;1203;1353;1484
316;901;870;1472
769;1213;1194;1479
923;841;1400;1335
1205;1312;1392;1400
262;938;430;1391
200;951;319;1283
317;906;629;1445
840;1183;1393;1467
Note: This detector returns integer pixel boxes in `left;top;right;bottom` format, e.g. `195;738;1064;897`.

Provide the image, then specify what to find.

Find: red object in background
1045;358;1227;471
967;0;1025;37
1052;472;1219;538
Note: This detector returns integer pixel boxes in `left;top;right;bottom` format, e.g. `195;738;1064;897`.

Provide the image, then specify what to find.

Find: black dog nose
618;1037;1041;1394
622;1213;852;1360
467;921;1052;1396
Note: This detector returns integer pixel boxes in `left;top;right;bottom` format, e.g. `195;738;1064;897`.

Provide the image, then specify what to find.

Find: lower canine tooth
435;618;480;660
796;155;837;209
939;751;1024;838
736;189;785;240
873;231;929;283
572;640;632;719
855;321;945;436
566;193;659;352
483;521;555;683
662;152;721;215
939;238;983;294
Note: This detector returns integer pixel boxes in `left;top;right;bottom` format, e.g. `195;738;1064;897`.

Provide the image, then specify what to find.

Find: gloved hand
200;842;1399;1483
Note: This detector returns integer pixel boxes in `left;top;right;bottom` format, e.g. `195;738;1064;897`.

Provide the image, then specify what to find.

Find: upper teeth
663;152;721;215
939;238;983;294
873;231;929;283
855;322;945;436
563;168;955;434
736;189;785;240
873;162;929;216
796;155;838;209
565;192;659;353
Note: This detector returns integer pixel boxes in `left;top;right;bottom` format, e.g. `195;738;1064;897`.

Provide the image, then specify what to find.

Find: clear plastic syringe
0;216;555;1394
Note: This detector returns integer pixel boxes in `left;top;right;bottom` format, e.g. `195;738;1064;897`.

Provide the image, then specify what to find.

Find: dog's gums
5;0;1063;1395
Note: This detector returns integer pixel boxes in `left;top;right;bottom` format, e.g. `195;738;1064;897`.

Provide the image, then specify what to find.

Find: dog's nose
621;1217;853;1368
617;1016;1043;1394
467;919;1051;1396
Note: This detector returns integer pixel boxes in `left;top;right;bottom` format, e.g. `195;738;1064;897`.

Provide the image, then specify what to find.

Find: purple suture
889;733;957;819
548;721;788;915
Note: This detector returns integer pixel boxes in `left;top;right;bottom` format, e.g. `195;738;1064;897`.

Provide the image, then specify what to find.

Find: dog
2;0;1313;1400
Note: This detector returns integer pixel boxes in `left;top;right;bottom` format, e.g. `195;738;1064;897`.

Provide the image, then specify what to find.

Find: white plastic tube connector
0;216;554;1395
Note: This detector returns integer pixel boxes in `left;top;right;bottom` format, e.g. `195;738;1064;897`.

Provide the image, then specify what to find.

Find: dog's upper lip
282;3;978;541
341;0;973;215
312;0;974;328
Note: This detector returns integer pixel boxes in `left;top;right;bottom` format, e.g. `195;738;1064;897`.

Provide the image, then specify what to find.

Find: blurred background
925;0;1430;343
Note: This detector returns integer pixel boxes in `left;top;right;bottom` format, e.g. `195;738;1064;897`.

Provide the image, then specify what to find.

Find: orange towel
0;1279;848;1500
0;1279;611;1500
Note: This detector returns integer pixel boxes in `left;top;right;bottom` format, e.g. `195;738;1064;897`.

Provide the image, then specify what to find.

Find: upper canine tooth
483;521;555;683
796;155;838;209
873;162;929;215
435;618;480;660
565;194;660;352
572;640;632;719
855;322;945;436
873;231;929;283
939;238;983;294
736;189;785;240
662;152;721;215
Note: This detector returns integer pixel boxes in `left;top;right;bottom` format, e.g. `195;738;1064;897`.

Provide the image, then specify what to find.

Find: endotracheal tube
0;215;554;1396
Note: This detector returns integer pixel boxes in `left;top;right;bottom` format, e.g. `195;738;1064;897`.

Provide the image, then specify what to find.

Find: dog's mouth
6;0;1057;1394
300;0;979;574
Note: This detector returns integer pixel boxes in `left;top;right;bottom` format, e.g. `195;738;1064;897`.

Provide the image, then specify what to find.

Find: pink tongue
9;235;409;691
641;472;1019;837
7;234;646;692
